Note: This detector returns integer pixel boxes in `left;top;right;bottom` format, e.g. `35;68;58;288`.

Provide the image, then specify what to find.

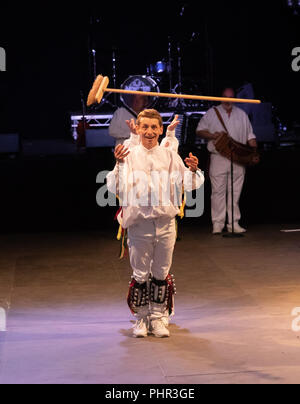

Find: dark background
0;1;299;232
0;1;299;137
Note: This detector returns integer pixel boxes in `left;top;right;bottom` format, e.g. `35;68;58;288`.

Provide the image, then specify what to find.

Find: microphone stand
223;148;244;238
168;37;173;93
99;49;118;109
112;49;118;106
77;91;87;149
92;49;97;81
174;4;188;111
177;42;183;96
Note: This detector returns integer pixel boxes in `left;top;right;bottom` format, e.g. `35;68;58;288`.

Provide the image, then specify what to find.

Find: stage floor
0;224;300;384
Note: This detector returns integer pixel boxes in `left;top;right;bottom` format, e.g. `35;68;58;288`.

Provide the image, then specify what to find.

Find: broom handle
106;88;261;104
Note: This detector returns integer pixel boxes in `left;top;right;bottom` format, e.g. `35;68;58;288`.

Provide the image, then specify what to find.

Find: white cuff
248;133;256;141
130;133;140;146
166;130;176;138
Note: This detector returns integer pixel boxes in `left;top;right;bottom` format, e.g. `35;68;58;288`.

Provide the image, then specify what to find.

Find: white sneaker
133;318;148;338
161;310;170;327
227;224;247;233
151;319;170;338
213;224;224;234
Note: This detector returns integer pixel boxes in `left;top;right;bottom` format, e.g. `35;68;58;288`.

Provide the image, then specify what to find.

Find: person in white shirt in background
106;109;204;338
196;88;257;235
109;94;149;146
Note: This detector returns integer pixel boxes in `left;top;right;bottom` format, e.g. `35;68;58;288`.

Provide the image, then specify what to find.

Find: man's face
221;88;235;110
136;117;163;150
132;95;149;112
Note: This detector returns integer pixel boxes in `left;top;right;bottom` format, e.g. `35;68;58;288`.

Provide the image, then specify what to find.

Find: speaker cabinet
85;129;115;148
0;133;21;154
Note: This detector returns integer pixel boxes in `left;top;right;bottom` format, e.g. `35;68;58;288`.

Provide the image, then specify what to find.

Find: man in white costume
106;109;204;338
196;88;257;234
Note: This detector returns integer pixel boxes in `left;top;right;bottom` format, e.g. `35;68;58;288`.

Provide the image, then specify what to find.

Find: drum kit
94;50;177;112
87;24;261;112
96;55;206;112
120;75;160;110
93;34;199;112
120;72;171;112
88;3;240;113
87;75;261;108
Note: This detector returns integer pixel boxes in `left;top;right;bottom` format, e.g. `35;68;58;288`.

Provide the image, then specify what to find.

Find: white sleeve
106;163;126;196
160;130;179;153
123;133;140;150
196;110;213;133
183;168;205;192
245;115;256;141
109;109;131;140
173;152;205;192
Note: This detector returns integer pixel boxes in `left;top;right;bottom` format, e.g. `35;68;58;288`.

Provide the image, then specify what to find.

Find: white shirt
197;105;256;154
109;107;137;144
106;145;204;228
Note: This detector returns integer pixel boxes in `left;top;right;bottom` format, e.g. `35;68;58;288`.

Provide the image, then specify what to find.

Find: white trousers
127;217;177;284
209;154;245;226
127;217;177;320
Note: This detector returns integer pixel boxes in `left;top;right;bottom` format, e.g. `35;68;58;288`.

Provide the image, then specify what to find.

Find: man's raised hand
115;144;130;163
167;115;180;132
184;153;199;172
126;119;138;135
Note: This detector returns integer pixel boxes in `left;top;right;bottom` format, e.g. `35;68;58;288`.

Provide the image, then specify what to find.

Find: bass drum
120;75;160;110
